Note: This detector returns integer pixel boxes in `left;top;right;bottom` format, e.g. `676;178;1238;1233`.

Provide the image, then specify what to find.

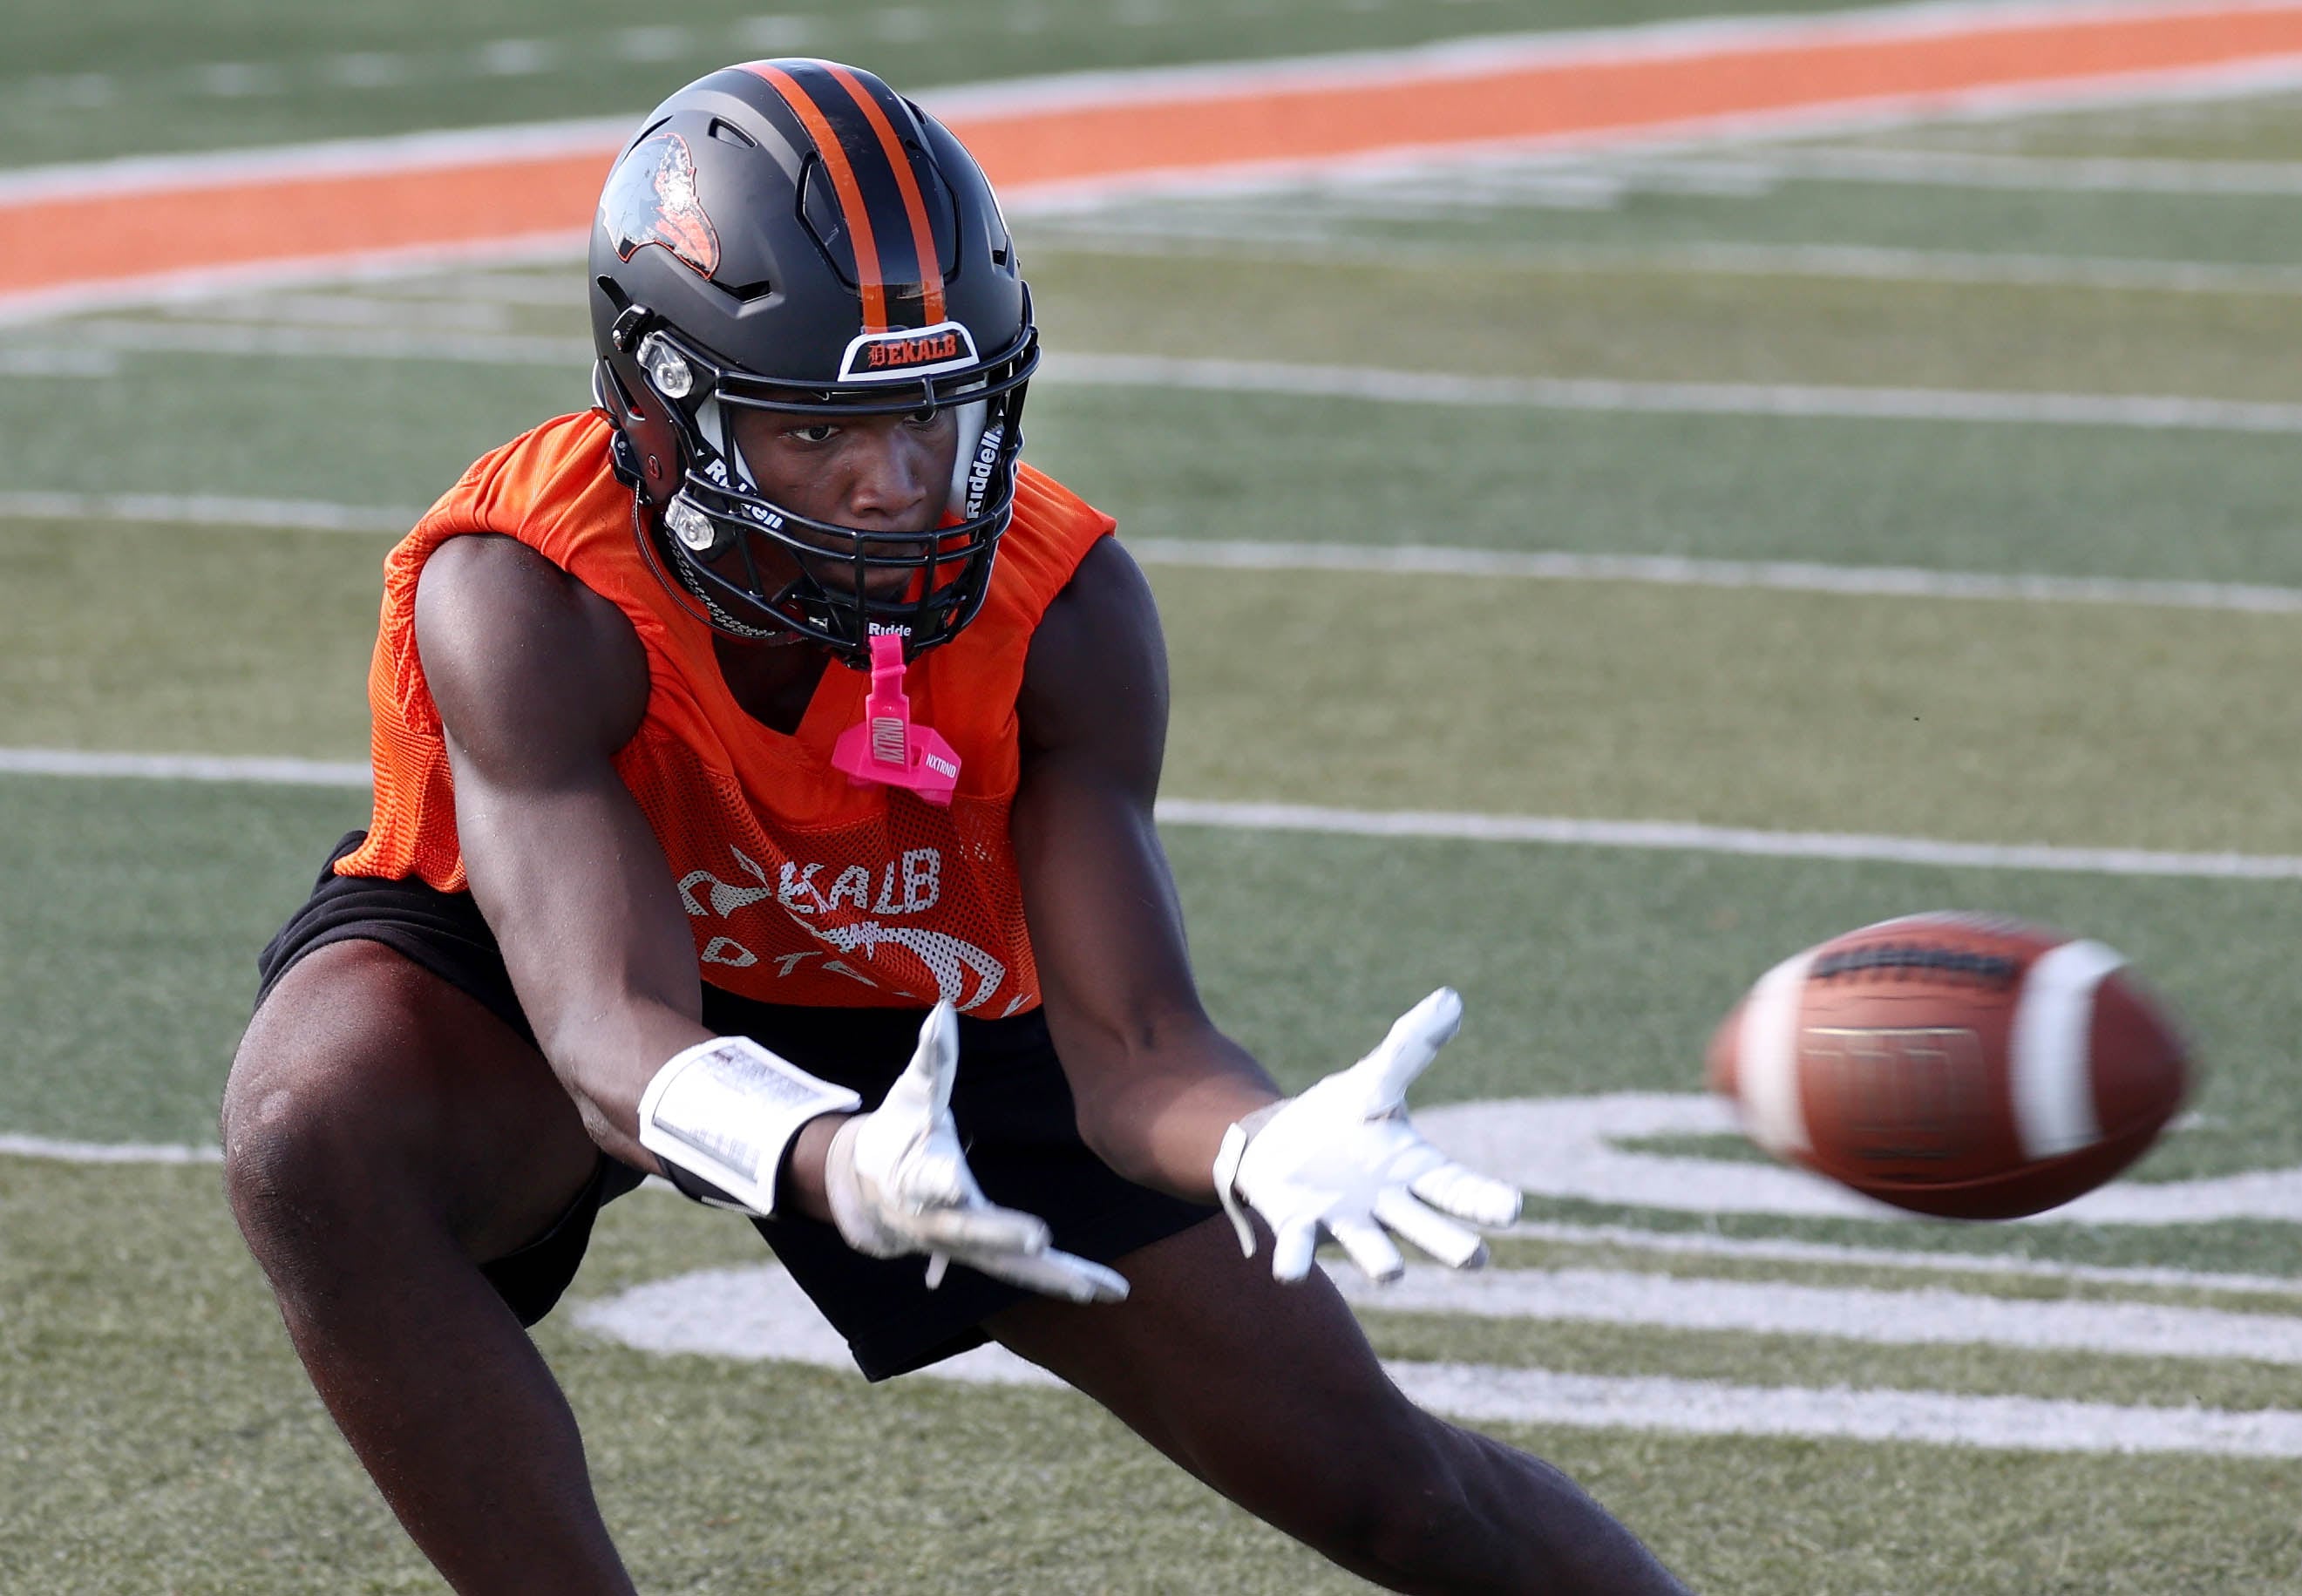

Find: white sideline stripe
1155;800;2302;880
1696;144;2302;196
36;319;2302;438
1047;353;2302;434
1036;228;2302;298
0;234;588;327
10;490;2302;617
57;317;594;365
0;1134;221;1165
6;751;2302;881
1394;1364;2302;1457
2010;940;2126;1158
1503;1219;2302;1298
1337;1265;2302;1362
0;491;419;533
574;1265;2302;1457
1126;542;2302;615
0;749;371;785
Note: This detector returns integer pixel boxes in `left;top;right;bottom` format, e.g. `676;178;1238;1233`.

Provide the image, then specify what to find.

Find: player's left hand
1213;988;1523;1284
824;1002;1130;1304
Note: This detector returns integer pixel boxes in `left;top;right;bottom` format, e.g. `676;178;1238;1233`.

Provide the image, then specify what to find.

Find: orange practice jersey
342;411;1115;1016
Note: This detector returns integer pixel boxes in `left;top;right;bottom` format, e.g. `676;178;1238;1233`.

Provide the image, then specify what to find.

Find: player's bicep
1014;543;1213;1057
414;537;700;1049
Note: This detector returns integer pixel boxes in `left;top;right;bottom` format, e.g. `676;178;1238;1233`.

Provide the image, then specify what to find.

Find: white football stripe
36;316;2302;435
1735;950;1816;1156
1335;1265;2302;1363
1389;1365;2302;1458
0;490;418;533
1043;354;2302;436
1125;540;2302;618
0;1134;221;1164
0;748;372;785
574;1264;2302;1458
1502;1219;2302;1298
24;489;2302;618
2010;939;2127;1159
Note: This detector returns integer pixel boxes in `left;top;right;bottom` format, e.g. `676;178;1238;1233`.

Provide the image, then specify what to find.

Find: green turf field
6;2;2302;1591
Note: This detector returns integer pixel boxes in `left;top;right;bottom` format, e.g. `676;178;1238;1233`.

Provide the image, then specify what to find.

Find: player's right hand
823;1002;1130;1304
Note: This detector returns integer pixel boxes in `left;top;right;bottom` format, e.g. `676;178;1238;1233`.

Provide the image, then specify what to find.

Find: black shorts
255;832;1215;1381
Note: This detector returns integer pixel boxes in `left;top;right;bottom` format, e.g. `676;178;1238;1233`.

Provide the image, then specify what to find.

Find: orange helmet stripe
822;62;947;326
743;60;888;332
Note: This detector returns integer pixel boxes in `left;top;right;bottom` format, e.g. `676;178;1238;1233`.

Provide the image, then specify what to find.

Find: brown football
1706;913;2190;1219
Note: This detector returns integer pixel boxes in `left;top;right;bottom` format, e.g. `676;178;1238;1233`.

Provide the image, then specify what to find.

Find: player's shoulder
431;411;623;537
413;529;648;760
1011;463;1110;530
979;464;1118;635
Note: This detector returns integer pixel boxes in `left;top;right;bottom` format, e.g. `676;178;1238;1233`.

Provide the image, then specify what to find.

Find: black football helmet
588;59;1036;662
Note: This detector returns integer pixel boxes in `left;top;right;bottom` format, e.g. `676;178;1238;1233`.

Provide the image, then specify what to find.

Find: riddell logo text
865;332;961;370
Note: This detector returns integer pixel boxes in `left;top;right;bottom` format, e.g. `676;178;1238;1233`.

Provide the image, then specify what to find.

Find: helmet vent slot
796;153;859;289
708;118;757;148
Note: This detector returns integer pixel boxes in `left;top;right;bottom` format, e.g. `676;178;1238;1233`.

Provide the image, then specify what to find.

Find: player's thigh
224;937;602;1265
985;1215;1443;1500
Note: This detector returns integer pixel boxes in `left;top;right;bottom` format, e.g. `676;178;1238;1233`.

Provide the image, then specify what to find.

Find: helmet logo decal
600;129;721;278
838;320;980;383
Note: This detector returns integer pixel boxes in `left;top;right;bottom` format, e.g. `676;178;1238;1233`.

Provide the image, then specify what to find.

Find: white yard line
0;1134;221;1164
30;322;2302;436
1334;1265;2302;1361
57;317;592;365
12;492;2302;616
574;1264;2302;1457
8;748;2302;881
1126;540;2302;615
1035;228;2302;297
1046;353;2302;434
1154;800;2302;881
0;491;419;533
1681;144;2302;194
1505;1219;2302;1298
0;748;372;785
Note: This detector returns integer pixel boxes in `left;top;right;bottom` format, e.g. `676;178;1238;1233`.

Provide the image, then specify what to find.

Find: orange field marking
5;0;2302;317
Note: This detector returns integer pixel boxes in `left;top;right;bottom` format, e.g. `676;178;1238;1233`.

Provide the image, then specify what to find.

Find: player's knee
223;1057;359;1242
221;1037;430;1263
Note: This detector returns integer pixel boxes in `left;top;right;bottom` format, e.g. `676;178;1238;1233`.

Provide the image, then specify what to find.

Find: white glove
1213;988;1523;1284
823;1002;1129;1305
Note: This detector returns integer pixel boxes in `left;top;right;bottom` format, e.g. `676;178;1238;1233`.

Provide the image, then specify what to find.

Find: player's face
728;406;960;601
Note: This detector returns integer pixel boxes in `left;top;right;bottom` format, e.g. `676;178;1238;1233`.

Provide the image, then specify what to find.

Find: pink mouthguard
831;632;961;806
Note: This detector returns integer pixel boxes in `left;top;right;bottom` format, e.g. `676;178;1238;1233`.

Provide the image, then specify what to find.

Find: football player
221;61;1688;1594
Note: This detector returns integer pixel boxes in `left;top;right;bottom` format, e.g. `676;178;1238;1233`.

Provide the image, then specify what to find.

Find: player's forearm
535;994;852;1221
1061;1019;1280;1199
526;992;716;1167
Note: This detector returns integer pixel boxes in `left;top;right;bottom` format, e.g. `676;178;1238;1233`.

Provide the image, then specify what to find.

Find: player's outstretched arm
415;536;1111;1300
1013;541;1521;1282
